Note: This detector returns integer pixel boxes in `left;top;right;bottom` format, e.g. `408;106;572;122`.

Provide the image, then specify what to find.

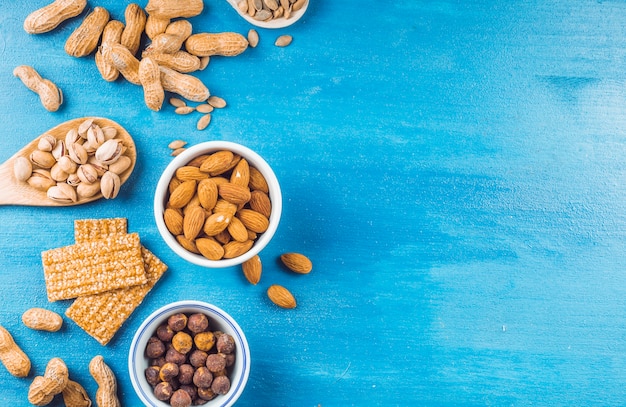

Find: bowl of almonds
154;141;282;268
128;300;251;407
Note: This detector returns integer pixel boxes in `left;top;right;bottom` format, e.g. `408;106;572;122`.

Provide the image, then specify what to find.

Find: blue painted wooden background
1;1;626;405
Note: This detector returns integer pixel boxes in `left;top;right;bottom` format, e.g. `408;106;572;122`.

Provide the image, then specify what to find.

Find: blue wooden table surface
2;0;626;406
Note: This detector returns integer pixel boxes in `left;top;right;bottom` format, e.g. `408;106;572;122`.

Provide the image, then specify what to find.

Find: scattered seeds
168;140;187;150
196;104;214;114
169;97;186;108
275;34;292;47
208;96;227;109
196;114;212;131
199;56;210;70
175;106;195;115
171;148;186;157
247;29;259;48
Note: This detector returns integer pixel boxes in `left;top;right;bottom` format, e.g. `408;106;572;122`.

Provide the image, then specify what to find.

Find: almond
203;212;232;236
237;209;269;233
218;183;251;205
248;166;269;193
196;237;224;260
164;208;184;235
199;150;234;175
242;255;261;285
176;166;209;181
183;206;205;240
176;235;200;254
267;285;296;309
197;178;218;210
280;252;312;274
249;190;271;218
229;158;249;187
227;216;249;242
214;229;232;245
187;154;210;167
168;180;197;208
214;199;238;216
223;240;253;259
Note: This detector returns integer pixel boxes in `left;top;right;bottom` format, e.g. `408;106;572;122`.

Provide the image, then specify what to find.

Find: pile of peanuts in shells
14;119;131;203
15;0;297;132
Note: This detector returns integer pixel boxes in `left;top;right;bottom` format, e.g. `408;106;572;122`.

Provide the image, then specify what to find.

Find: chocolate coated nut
179;384;197;402
189;350;208;368
145;366;161;386
216;333;235;354
178;364;195;385
154;382;173;401
193;331;215;352
187;313;209;333
211;375;231;395
193;366;213;388
205;353;226;373
170;389;192;407
157;324;175;342
223;352;235;367
165;347;187;365
146;337;166;358
159;362;180;382
172;331;193;354
168;313;188;331
197;387;217;401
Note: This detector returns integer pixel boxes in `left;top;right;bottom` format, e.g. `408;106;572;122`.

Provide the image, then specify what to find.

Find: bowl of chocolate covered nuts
154;140;282;268
128;300;251;407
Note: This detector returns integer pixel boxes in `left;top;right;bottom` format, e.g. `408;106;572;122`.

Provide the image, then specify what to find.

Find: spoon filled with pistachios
226;0;308;29
0;117;136;206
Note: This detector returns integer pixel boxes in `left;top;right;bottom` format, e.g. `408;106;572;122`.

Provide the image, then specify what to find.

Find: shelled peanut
14;119;132;203
163;150;272;261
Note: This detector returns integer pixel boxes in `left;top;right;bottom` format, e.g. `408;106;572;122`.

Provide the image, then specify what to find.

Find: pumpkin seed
196;114;212;131
196;104;214;114
175;106;195;115
247;29;259;48
169;97;186;108
208;96;227;109
275;35;293;47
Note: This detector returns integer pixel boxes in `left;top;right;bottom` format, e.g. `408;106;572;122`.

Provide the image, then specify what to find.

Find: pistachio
47;183;77;203
50;163;69;182
95;139;123;165
78;119;94;138
100;171;120;199
27;169;56;191
87;125;105;147
65;129;81;146
77;180;101;199
107;155;131;175
82;140;98;154
51;140;66;160
101;126;117;140
37;134;57;152
14;157;32;182
66;173;81;187
67;142;88;165
30;150;56;169
77;164;99;184
57;156;78;174
87;157;109;176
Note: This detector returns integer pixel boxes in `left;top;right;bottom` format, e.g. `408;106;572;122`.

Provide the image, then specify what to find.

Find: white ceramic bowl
128;300;251;407
154;141;282;268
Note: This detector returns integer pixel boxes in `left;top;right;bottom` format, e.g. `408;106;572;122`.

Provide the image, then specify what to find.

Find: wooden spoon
0;117;136;206
225;0;308;29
